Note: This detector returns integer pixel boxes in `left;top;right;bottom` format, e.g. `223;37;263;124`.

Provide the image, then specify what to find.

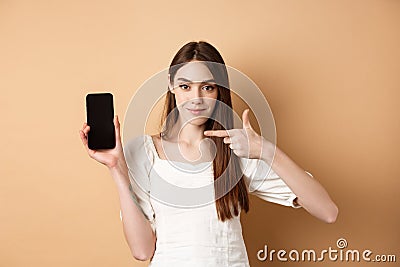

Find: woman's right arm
110;165;156;261
79;115;156;261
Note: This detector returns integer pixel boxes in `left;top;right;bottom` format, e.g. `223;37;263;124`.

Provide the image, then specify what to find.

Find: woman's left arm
204;109;339;224
261;140;339;223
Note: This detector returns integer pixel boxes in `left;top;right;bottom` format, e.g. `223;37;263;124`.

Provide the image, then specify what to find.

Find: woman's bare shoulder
150;134;160;140
150;134;161;145
149;134;165;159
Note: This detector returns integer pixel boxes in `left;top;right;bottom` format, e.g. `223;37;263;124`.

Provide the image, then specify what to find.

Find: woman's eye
203;85;215;91
179;84;189;90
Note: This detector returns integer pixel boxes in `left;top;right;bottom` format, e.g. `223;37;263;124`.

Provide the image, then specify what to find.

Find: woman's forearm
110;166;156;261
262;142;339;223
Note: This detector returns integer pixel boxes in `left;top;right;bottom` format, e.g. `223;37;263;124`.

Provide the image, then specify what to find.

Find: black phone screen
86;93;116;150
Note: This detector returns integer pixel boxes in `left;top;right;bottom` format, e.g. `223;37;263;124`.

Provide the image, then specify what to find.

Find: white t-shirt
121;134;311;266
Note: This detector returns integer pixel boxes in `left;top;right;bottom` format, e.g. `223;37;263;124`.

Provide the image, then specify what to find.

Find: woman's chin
180;111;210;126
188;117;208;126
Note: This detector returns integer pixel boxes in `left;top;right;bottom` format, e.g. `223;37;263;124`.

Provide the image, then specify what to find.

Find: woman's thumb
114;115;121;141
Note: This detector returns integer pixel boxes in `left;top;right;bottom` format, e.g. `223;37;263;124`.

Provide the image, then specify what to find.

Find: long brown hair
159;41;249;221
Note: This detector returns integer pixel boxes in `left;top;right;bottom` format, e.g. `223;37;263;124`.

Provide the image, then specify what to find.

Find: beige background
1;1;399;266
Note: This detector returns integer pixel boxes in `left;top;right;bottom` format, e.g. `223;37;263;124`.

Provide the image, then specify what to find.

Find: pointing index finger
204;130;230;137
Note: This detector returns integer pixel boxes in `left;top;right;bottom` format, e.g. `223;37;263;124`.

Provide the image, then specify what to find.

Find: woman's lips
187;108;206;115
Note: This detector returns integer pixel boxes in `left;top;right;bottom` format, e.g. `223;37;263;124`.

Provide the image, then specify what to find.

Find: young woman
79;41;338;266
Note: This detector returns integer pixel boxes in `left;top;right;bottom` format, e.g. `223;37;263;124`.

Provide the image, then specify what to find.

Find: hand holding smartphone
85;93;116;150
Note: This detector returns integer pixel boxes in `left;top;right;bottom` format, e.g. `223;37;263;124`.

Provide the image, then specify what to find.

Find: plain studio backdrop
1;1;399;267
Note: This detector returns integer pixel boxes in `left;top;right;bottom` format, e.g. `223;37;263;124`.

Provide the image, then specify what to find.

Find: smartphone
86;93;116;150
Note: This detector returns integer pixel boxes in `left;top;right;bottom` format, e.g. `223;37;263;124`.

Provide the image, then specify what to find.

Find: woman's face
169;61;219;127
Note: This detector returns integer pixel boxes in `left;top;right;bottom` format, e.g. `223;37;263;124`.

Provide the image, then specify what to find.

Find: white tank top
122;134;302;266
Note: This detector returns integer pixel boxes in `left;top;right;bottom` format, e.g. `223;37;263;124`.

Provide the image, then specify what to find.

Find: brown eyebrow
176;77;216;83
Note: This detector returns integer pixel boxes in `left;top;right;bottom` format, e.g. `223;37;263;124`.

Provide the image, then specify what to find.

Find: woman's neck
168;118;206;145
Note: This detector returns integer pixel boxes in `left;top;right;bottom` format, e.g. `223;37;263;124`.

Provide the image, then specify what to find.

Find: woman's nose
190;87;203;103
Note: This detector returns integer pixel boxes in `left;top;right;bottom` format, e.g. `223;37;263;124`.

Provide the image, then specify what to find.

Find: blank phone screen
86;93;116;150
